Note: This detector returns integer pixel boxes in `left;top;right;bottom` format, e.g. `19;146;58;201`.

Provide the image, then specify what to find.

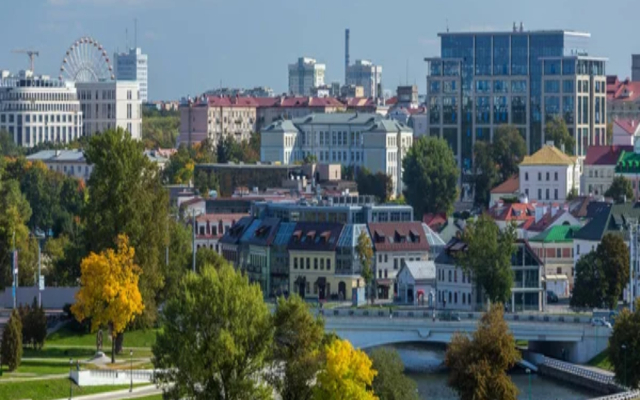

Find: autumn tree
609;299;640;388
153;263;273;400
605;176;634;203
445;304;520;400
493;125;527;181
0;309;23;371
356;230;374;304
270;294;325;400
313;338;378;400
545;116;575;155
456;215;517;305
369;348;419;400
71;234;144;363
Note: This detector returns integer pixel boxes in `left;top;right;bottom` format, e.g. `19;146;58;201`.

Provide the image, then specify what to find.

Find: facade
519;144;580;203
205;86;275;98
194;213;248;254
607;76;640;120
529;225;581;293
340;85;364;98
238;218;281;296
256;97;346;130
425;29;606;200
219;216;254;266
346;60;382;99
288;57;326;96
634;55;640;82
114;47;148;102
396;260;436;305
260;113;413;195
614;141;640;199
0;70;83;147
490;176;519;207
76;81;142;140
396;85;419;108
611;119;640;146
583;145;631;196
26;149;91;178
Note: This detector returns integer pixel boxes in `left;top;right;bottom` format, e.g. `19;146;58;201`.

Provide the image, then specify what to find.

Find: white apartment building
288;57;326;96
346;60;382;99
76;81;142;140
260;113;413;195
26;149;92;179
519;144;580;203
0;70;83;147
114;48;148;102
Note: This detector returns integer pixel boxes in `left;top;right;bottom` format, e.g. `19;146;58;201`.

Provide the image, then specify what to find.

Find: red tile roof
607;76;640;102
491;175;519;194
584;145;633;166
367;222;430;252
279;97;345;108
196;213;248;223
207;96;261;108
386;96;397;105
614;119;640;135
488;203;535;221
423;213;447;231
526;209;566;233
344;97;376;107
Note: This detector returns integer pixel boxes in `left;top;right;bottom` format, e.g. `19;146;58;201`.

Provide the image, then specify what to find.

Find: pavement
52;384;162;400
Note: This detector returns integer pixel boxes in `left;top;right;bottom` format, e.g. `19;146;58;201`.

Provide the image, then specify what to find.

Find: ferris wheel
59;37;114;82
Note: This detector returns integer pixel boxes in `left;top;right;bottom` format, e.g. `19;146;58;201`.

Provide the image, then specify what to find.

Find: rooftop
401;260;436;281
26;149;86;162
607;76;640;102
491;175;519;194
287;222;344;252
614;119;640;135
585;145;633;166
529;225;582;243
368;222;430;252
520;145;577;166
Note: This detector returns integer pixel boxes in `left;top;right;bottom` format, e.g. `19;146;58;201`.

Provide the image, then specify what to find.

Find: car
439;311;461;321
591;318;612;328
546;291;559;303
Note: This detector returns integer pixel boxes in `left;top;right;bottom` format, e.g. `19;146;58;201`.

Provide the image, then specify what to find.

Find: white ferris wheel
59;37;115;82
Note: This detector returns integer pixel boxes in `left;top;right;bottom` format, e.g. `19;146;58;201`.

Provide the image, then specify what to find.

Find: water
381;344;595;400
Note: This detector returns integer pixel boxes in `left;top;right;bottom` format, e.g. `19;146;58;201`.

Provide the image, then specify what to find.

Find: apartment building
288;57;326;96
346;60;382;99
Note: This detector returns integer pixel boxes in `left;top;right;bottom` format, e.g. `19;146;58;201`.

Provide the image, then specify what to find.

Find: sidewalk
53;384;162;400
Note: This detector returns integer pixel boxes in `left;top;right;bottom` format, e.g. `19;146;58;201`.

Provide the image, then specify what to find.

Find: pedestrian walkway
52;384;161;400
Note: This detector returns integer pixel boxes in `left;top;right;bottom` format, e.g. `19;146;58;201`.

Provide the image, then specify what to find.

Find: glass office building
426;30;607;200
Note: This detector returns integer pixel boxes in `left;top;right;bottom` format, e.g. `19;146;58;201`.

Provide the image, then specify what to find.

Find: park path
51;385;162;400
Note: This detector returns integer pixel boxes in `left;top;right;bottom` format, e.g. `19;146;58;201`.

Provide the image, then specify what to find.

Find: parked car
439;311;461;321
546;291;559;303
591;318;612;328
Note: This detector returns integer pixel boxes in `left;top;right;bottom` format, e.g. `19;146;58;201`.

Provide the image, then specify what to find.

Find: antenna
446;19;449;33
126;28;129;50
134;18;138;48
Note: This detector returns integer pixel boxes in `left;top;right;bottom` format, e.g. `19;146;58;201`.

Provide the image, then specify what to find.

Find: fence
70;369;155;386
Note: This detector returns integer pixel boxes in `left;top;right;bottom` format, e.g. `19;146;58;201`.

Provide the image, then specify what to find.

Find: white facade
260;114;413;195
288;57;326;96
76;81;142;140
518;145;580;204
346;60;382;99
26;149;92;178
435;264;475;311
0;70;83;147
114;48;148;102
396;261;436;305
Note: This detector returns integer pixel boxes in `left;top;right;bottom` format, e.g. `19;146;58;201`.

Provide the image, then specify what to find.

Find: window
448;292;452;304
554;189;558;200
454;293;458;304
314;258;318;270
327;260;331;270
546;172;550;181
320;259;325;270
384;254;388;262
546;189;550;200
538;172;542;181
448;270;452;282
454;270;457;282
577;244;580;255
538;189;542;199
306;258;310;269
393;259;398;270
525;172;529;181
554;172;558;181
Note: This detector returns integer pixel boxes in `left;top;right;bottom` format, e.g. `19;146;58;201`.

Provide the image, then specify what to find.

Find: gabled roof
520;145;577;166
287;222;344;251
607;76;640;102
614;119;640;136
529;225;582;243
526;209;577;233
367;222;430;252
400;260;436;281
219;216;254;245
573;203;613;241
491;175;519;194
584;145;633;166
488;203;535;221
240;217;281;246
423;213;447;231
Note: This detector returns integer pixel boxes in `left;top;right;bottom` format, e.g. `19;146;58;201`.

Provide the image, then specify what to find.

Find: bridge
321;309;611;364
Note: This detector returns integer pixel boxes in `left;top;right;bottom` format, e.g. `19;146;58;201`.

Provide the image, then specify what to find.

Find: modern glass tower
425;28;607;200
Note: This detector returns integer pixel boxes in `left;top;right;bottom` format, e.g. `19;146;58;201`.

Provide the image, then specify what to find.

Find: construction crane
12;49;40;72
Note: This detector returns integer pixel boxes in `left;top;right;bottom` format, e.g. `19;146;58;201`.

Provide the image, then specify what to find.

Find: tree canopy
492;125;527;181
472;141;499;208
545;116;575;155
142;108;179;149
0;309;23;371
356;168;393;203
605;176;634;203
356;231;374;304
570;252;607;309
402;136;458;219
369;348;419;400
609;299;640;388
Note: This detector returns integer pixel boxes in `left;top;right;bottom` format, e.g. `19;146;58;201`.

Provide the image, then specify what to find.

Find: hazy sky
2;0;640;100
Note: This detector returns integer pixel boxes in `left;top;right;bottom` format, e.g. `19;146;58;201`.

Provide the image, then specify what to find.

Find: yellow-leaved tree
71;234;144;363
313;339;378;400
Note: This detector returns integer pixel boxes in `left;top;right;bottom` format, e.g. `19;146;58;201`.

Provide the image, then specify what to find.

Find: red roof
491;175;519;194
278;96;345;108
423;213;447;230
526;209;566;233
196;213;248;223
607;76;640;102
386;96;397;105
614;119;640;135
367;222;430;252
488;203;535;221
584;145;633;166
344;97;376;107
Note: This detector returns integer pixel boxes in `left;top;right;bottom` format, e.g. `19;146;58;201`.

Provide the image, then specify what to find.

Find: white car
591;318;612;328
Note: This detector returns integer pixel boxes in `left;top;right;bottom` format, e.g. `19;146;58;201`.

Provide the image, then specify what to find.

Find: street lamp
129;349;133;392
69;358;73;399
526;368;532;400
622;344;627;387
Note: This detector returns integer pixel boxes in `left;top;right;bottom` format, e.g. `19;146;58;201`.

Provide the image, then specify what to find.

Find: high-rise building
0;70;83;147
425;28;607;200
288;57;326;96
114;48;148;102
346;59;382;99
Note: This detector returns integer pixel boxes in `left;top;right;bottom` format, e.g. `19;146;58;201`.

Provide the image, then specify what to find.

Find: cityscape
2;1;640;399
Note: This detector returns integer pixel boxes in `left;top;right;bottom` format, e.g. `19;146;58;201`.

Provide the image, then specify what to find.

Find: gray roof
403;260;436;281
262;119;298;133
144;150;169;163
26;149;86;162
292;112;382;125
364;118;412;133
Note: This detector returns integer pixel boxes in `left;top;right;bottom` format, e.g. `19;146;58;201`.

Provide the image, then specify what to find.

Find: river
381;343;596;400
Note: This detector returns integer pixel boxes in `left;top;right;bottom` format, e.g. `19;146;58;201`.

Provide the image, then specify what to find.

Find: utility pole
12;230;16;309
192;212;197;273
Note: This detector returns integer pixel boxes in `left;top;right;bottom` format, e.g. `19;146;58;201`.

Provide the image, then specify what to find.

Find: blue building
425;26;607;200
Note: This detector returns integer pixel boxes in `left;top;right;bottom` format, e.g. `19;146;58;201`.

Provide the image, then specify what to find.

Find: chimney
513;22;517;32
519;22;524;32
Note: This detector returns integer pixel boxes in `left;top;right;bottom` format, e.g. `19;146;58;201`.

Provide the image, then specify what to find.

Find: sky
2;0;640;101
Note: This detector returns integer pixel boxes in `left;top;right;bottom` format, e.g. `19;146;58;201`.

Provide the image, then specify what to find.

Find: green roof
529;225;582;243
616;151;640;173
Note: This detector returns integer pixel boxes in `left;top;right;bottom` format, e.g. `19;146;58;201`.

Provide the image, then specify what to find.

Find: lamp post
526;368;532;400
622;344;627;387
69;358;73;399
129;349;133;392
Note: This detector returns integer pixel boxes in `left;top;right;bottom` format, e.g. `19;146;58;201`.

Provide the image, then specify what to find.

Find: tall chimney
345;29;350;85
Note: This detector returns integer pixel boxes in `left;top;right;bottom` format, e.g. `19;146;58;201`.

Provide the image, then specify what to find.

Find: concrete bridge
321;309;611;364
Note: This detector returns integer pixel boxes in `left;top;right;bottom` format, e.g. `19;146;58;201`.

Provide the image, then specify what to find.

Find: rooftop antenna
134;18;138;48
125;28;129;50
446;19;449;33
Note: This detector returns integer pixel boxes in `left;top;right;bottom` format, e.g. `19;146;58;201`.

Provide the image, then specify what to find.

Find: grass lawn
515;340;529;347
0;360;72;378
23;346;96;360
587;348;613;371
0;378;134;400
124;395;163;400
47;326;159;348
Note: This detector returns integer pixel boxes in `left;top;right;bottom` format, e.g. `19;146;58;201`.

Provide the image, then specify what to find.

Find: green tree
402;136;458;219
194;247;227;272
472;141;499;208
157;218;191;304
369;348;419;400
194;169;219;197
21;297;47;350
445;304;520;400
545;116;575;156
0;130;24;157
456;215;516;305
609;300;640;387
356;168;393;203
141;108;180;149
598;234;629;309
0;309;23;371
153;263;273;400
492;125;527;181
270;294;325;400
605;176;634;203
303;154;318;164
83;128;169;326
570;252;607;309
567;187;578;201
356;231;374;304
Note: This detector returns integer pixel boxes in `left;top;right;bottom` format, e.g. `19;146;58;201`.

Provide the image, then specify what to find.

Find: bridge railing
589;391;640;400
542;357;614;385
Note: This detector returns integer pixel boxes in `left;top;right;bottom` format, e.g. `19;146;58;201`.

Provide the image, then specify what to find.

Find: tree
402;136;458;219
194;247;227;272
270;294;325;400
607;122;614;145
456;215;516;305
545;116;575;156
609;300;640;388
142;108;180;149
445;304;520;400
83;128;168;326
356;231;374;304
570;252;607;309
567;187;578;201
605;176;634;203
303;154;318;164
1;309;23;371
153;263;273;400
598;234;629;309
492;125;527;181
356;168;393;203
32;300;47;350
472;141;499;208
0;130;24;158
71;234;144;363
313;338;378;400
369;348;419;400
